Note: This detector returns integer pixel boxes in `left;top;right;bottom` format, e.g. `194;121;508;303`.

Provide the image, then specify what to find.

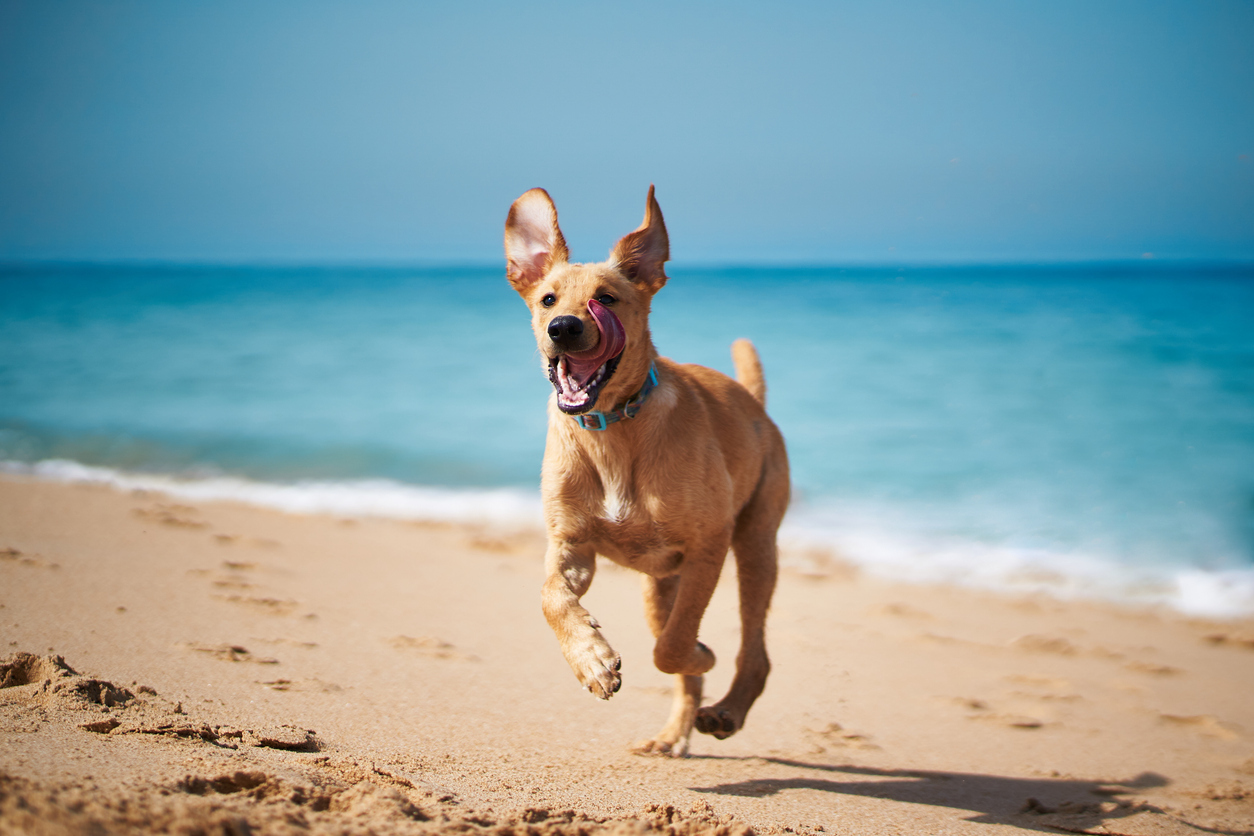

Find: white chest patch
600;470;631;522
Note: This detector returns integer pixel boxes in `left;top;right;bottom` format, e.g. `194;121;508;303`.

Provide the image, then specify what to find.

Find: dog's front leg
541;540;622;699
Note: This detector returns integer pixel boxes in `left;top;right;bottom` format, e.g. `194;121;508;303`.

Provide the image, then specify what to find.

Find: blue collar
572;363;659;431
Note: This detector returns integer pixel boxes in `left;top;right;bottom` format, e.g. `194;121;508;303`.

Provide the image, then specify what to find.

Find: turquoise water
2;263;1252;614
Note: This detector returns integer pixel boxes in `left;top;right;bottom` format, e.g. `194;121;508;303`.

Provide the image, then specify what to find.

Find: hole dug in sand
1;651;134;712
0;651;77;688
1;651;322;752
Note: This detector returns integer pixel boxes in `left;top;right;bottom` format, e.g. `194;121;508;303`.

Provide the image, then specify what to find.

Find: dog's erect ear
609;185;669;292
505;188;569;293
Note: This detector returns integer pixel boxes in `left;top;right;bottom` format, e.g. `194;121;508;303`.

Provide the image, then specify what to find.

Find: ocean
2;262;1252;617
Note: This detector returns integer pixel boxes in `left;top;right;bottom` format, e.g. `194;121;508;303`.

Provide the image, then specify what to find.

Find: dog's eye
541;294;556;308
597;294;616;306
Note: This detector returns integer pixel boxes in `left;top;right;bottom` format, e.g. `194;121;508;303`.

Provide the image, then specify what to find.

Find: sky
1;1;1252;264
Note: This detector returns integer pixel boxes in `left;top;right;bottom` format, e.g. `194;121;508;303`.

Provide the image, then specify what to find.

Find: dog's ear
505;188;569;293
609;185;669;293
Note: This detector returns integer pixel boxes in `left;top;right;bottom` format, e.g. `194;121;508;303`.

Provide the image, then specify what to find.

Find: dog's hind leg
695;484;784;739
630;575;702;757
651;543;727;678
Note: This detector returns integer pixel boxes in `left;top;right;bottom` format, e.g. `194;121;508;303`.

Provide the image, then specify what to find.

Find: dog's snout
547;315;584;345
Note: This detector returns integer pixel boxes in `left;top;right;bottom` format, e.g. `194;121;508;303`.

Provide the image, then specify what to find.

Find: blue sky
1;1;1251;264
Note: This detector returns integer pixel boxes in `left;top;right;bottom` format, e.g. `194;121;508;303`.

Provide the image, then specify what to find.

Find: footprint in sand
389;635;478;662
133;503;208;529
1159;713;1240;741
1124;660;1183;676
954;680;1081;729
1005;673;1072;690
0;546;58;570
183;643;279;665
918;631;983;647
213;535;281;550
258;678;342;693
1011;634;1080;655
948;696;1047;729
806;721;881;753
191;557;300;616
875;602;933;619
205;560;301;608
953;697;991;711
1001;675;1084;705
251;637;318;650
972;712;1046;729
213;595;300;616
1204;631;1254;651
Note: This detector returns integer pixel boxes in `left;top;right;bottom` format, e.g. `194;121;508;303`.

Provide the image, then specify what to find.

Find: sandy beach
2;473;1252;835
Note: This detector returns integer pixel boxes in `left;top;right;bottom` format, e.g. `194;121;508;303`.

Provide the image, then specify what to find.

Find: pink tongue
565;299;626;384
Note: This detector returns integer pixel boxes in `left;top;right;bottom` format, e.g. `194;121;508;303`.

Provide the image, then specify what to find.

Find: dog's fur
504;186;790;756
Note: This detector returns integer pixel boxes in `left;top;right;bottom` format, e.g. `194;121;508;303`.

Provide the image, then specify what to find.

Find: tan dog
504;185;790;756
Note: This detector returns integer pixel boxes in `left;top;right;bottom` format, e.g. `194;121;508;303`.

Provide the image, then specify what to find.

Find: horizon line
3;256;1254;273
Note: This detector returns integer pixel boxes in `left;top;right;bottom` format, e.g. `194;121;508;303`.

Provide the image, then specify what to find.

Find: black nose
547;315;584;345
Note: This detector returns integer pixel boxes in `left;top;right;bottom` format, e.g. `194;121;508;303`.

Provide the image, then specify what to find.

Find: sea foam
2;459;542;528
6;457;1252;619
780;503;1254;619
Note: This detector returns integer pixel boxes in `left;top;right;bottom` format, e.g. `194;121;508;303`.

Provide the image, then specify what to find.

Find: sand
2;474;1253;835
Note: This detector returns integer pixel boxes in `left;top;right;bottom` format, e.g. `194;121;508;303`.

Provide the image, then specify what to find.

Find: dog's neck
571;361;660;432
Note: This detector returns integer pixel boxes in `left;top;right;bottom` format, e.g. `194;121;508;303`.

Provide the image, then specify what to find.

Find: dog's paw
568;635;621;700
694;706;741;739
630;736;689;758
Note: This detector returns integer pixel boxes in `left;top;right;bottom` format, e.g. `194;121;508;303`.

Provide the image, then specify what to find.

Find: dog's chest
595;458;632;523
584;455;679;571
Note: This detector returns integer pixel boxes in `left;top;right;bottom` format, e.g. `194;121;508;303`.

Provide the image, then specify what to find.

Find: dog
504;185;790;756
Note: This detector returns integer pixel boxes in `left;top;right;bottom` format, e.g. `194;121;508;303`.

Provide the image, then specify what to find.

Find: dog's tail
731;339;767;407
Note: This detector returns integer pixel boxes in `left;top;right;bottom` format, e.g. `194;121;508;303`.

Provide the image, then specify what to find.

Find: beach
4;3;1254;833
3;473;1252;835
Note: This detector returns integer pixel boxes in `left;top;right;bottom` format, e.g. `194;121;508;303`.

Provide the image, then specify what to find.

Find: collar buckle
575;412;610;431
572;362;658;432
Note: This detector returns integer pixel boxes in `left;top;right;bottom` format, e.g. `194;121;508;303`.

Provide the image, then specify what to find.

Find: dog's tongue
565;299;626;384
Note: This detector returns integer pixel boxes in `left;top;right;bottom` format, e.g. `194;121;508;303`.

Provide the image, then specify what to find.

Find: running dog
504;186;790;756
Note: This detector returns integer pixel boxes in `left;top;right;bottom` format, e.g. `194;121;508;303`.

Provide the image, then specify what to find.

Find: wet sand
2;474;1252;835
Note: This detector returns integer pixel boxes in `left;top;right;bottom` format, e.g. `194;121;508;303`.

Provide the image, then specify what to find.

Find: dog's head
505;186;669;415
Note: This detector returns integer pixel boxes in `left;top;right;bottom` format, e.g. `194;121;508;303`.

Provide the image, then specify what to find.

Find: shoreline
6;459;1253;621
2;473;1253;835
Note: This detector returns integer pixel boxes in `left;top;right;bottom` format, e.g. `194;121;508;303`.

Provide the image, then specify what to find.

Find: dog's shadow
688;757;1248;835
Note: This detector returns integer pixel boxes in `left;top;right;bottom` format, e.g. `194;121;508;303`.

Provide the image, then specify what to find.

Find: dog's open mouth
548;299;626;415
549;354;622;414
